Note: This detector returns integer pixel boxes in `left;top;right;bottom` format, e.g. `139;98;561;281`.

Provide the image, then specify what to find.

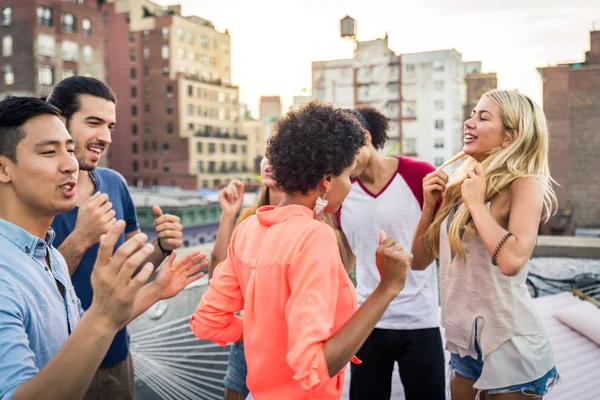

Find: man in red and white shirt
337;107;446;400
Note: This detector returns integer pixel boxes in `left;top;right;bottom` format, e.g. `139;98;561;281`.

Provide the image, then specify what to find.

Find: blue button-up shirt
0;218;83;400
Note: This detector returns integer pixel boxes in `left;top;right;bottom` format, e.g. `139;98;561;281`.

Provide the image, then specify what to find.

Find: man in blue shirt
0;97;152;400
47;77;188;399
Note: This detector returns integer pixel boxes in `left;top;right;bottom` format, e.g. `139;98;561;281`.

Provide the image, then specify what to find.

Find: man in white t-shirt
336;108;445;400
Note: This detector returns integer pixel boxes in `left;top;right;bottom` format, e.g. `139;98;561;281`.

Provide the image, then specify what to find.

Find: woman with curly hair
411;90;559;399
190;101;411;399
335;106;446;399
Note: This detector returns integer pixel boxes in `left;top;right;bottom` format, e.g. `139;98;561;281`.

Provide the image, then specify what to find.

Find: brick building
103;0;259;190
0;0;105;99
538;29;600;235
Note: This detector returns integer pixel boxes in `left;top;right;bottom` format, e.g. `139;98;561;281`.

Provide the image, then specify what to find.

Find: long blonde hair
424;89;557;259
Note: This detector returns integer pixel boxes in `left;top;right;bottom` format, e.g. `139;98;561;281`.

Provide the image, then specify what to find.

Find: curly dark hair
355;105;389;149
267;100;366;195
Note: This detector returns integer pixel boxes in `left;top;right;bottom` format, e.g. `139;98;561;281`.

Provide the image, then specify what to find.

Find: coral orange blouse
190;205;358;399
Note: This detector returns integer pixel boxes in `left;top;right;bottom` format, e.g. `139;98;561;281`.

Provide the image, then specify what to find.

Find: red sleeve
396;157;435;210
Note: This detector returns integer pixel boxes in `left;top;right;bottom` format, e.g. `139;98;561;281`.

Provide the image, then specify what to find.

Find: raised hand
422;169;449;210
375;231;412;295
152;251;208;300
88;221;155;331
219;179;245;217
73;192;116;248
153;205;183;252
461;162;486;211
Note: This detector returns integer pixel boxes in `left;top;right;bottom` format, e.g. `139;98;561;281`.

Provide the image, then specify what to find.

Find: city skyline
156;0;598;116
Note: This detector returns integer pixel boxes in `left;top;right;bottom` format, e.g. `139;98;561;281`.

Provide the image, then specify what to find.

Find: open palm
154;251;208;300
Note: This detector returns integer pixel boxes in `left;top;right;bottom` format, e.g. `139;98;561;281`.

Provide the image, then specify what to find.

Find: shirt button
38;242;45;247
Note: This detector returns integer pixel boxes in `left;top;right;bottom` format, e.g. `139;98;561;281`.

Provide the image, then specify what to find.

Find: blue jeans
449;339;559;396
223;342;249;396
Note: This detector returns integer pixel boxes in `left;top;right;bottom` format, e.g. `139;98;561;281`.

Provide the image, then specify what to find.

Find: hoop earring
313;192;328;221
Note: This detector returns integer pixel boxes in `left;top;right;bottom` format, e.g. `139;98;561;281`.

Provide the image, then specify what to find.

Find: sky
156;0;599;117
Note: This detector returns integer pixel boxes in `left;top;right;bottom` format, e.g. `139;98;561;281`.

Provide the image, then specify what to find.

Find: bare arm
410;204;437;270
468;176;543;276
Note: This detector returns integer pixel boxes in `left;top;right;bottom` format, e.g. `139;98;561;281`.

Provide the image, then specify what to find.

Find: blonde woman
411;90;559;399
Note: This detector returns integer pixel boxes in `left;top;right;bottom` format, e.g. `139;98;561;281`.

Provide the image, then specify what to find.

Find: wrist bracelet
157;238;173;256
491;232;513;266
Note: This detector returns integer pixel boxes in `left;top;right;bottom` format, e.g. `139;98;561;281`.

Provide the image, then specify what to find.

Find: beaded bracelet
491;232;513;266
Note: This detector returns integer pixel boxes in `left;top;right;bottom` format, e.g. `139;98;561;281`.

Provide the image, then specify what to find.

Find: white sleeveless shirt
440;205;555;389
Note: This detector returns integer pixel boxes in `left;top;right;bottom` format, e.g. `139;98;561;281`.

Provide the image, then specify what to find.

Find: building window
61;41;78;61
187;104;194;116
434;119;444;130
2;35;12;57
38;65;54;86
166;84;173;97
142;30;149;40
145;124;151;135
132;142;138;154
241;145;246;154
434;81;444;90
403;138;416;153
163;143;169;154
129;32;135;43
405;64;415;72
131;87;137;98
143;65;149;78
188;85;193;96
166;103;173;115
167;122;173;134
145;103;150;113
161;26;169;40
143;46;149;59
152;159;157;169
197;161;204;172
433;62;444;72
177;28;184;41
177;48;184;59
188;32;195;44
161;45;169;59
129;48;136;61
132;124;138;136
220;143;225;153
82;18;91;37
62;13;76;33
62;69;76;79
37;34;56;56
130;68;136;80
37;6;52;27
3;65;14;86
131;105;138;117
201;36;209;48
196;142;203;153
208;161;216;173
125;12;130;24
188;123;194;131
162;65;169;77
83;45;93;64
151;142;157;152
2;7;12;27
132;160;138;172
230;144;237;154
434;138;444;149
143;159;149;168
208;143;215;154
434;100;444;110
434;157;444;167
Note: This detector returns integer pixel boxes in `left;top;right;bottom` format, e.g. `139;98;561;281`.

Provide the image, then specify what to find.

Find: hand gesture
461;163;486;211
422;170;449;210
153;205;183;252
219;180;245;217
153;251;208;300
375;231;412;295
74;192;116;248
89;221;155;331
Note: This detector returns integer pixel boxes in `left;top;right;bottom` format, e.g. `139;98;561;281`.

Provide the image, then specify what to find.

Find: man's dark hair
0;97;60;163
354;106;390;150
266;100;366;195
47;76;116;124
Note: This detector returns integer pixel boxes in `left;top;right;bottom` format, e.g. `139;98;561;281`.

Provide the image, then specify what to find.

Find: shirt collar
0;218;55;257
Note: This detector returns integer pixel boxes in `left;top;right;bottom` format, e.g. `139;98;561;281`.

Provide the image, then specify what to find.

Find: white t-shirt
337;157;439;330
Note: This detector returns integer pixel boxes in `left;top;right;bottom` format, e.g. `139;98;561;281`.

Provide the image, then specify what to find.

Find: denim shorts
449;341;559;397
223;342;249;396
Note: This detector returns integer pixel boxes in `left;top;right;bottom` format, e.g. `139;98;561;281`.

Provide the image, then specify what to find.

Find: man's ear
0;156;14;184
